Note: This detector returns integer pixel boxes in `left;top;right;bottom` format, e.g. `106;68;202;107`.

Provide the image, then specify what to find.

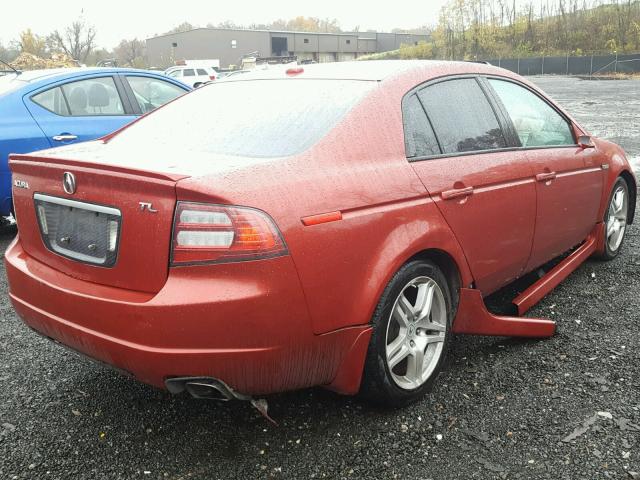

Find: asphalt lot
1;75;639;480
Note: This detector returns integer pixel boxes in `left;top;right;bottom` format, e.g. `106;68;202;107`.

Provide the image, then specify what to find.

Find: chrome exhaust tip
165;376;277;425
185;381;233;401
165;376;246;402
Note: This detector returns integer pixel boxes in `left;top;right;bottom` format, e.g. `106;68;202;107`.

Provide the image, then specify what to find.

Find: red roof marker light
286;67;304;76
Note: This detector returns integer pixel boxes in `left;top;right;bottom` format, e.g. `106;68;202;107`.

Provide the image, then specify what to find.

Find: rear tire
599;177;629;260
193;82;203;88
360;260;453;408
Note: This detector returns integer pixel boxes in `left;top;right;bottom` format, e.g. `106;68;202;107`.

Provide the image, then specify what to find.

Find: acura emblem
63;172;76;194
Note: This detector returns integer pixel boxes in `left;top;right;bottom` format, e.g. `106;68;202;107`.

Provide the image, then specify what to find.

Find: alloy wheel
606;184;628;252
385;276;448;390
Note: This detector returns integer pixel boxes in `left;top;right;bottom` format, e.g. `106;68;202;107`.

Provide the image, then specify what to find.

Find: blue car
0;68;191;216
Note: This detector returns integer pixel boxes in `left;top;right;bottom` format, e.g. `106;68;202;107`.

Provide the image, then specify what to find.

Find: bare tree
114;38;146;68
49;18;96;62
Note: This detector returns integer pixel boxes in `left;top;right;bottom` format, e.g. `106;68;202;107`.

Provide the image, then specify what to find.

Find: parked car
6;61;635;408
165;66;217;88
0;67;190;216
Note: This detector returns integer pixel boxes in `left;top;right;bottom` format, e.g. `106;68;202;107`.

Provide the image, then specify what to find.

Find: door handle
535;171;557;182
442;186;474;200
52;134;78;142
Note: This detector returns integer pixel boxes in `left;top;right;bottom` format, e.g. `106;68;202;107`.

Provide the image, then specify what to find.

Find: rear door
486;78;605;271
25;75;136;148
406;77;537;295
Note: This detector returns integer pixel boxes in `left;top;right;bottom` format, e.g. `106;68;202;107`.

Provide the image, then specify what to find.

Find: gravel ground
1;76;639;480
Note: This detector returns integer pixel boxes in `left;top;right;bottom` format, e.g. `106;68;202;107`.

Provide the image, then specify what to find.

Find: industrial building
146;28;430;68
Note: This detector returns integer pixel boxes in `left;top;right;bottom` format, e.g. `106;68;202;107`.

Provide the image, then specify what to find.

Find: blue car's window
126;76;186;114
60;77;125;116
32;87;70;116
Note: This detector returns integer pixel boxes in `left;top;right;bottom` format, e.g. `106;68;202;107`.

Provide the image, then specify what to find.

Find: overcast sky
1;0;451;49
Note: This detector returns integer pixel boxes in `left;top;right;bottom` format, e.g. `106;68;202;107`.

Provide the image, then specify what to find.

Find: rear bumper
5;237;369;395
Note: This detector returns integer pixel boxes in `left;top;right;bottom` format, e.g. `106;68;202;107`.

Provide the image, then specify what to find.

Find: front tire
360;260;453;407
600;177;630;260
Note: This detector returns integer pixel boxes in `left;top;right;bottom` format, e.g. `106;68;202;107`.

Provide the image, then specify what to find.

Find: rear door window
32;87;70;116
60;77;125;116
196;69;208;76
488;79;575;147
183;69;196;77
417;78;507;154
402;94;440;158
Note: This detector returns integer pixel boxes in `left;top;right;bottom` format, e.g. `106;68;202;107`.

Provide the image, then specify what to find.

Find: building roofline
146;27;429;42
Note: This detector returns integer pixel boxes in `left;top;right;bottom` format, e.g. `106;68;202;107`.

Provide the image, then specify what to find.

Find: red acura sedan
5;61;635;407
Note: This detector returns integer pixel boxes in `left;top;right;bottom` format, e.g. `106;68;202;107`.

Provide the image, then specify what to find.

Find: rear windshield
108;79;376;158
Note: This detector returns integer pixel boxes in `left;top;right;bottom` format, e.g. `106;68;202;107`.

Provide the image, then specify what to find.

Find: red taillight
171;202;287;266
209;75;216;81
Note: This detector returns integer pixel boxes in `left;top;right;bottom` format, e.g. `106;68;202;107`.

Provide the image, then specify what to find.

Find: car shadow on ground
0;223;17;240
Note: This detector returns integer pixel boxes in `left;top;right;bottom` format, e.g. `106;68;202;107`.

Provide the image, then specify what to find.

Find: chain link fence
487;53;640;76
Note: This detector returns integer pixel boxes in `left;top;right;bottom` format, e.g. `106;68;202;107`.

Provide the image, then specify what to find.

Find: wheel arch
326;246;467;396
619;169;636;224
355;211;474;335
405;248;462;316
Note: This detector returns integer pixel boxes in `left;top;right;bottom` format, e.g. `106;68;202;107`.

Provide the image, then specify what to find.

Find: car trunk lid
10;153;188;293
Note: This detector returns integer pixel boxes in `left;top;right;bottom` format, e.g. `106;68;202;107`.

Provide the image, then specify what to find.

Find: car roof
0;67;190;96
9;67;164;82
226;60;506;82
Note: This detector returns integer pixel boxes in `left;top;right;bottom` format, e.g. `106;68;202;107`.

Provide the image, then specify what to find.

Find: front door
404;77;537;295
486;78;605;271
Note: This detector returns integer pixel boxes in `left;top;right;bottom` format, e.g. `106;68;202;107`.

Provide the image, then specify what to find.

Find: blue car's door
24;74;137;147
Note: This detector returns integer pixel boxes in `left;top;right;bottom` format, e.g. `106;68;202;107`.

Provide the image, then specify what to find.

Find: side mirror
578;135;595;149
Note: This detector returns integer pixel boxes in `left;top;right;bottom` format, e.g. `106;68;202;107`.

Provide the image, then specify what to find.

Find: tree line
0;15;148;68
2;4;639;69
397;0;640;61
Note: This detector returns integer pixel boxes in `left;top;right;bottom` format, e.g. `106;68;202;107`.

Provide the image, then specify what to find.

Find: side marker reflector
301;211;342;226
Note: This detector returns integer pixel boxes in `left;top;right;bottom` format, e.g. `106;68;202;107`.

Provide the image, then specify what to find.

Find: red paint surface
523;148;604;272
411;150;537;295
5;61;636;396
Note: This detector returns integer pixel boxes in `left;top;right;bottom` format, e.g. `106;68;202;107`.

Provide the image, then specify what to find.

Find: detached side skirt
452;226;601;338
452;288;557;338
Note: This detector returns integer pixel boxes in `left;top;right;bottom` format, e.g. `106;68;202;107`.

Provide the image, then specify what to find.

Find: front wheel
600;177;630;260
360;260;453;407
